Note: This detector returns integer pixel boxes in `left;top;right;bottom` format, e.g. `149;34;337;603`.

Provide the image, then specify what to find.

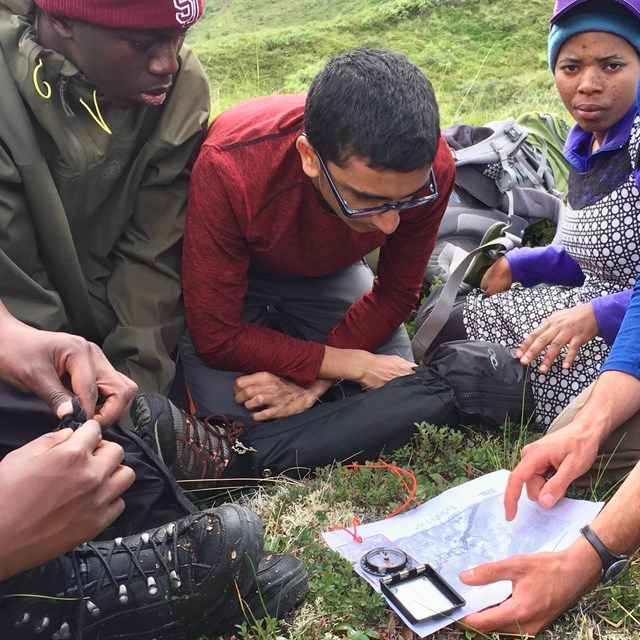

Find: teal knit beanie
549;5;640;71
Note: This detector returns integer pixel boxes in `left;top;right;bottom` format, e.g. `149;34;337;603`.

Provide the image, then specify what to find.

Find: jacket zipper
56;76;87;218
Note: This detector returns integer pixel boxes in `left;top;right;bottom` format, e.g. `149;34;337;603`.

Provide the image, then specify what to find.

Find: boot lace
178;411;252;480
7;522;184;640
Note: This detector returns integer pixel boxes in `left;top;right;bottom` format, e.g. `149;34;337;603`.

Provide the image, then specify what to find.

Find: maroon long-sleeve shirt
184;94;455;387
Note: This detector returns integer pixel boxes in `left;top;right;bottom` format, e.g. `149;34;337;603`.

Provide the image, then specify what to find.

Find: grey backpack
413;117;568;360
425;118;566;292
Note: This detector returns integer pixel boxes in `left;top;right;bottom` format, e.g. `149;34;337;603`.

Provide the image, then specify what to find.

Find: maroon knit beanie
33;0;204;29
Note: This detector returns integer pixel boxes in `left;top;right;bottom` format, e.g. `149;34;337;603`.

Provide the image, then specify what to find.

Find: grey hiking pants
180;259;413;419
548;381;640;486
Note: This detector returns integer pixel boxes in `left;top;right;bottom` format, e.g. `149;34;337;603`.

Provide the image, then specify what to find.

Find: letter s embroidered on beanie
173;0;202;26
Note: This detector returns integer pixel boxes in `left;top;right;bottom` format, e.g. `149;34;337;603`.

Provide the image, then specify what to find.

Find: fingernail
540;493;555;508
56;400;74;419
459;569;473;580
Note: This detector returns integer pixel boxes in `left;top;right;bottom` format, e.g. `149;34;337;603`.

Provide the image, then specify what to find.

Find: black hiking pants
222;366;459;481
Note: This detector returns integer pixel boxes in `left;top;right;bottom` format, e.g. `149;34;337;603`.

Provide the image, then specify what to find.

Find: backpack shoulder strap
450;119;528;168
411;236;516;360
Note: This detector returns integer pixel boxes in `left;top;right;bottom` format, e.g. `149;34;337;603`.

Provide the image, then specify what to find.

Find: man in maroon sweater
180;48;455;422
132;48;457;485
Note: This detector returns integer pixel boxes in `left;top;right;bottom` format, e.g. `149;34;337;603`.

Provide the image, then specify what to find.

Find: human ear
296;135;320;179
44;11;75;41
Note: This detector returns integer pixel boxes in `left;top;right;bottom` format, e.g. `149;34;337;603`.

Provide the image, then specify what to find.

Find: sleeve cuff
592;289;633;346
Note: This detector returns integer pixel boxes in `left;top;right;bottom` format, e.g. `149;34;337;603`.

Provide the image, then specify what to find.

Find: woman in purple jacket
464;0;640;426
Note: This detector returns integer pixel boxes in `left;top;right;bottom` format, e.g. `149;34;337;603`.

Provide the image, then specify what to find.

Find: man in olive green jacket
0;2;308;638
0;0;209;402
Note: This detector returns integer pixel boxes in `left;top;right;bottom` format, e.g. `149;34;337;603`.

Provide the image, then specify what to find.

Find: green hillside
187;0;567;124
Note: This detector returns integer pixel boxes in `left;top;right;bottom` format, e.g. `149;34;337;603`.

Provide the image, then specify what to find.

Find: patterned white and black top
463;117;640;426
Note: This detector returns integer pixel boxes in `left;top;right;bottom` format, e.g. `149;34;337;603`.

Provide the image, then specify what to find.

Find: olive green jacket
0;0;209;394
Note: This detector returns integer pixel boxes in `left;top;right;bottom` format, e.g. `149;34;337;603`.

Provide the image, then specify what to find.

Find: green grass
183;0;638;637
187;0;567;123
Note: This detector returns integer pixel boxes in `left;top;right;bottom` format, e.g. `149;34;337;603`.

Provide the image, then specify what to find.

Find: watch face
603;558;631;585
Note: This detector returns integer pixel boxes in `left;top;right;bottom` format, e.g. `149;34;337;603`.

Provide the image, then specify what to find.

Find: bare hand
234;372;319;421
503;423;600;521
355;353;416;391
480;256;513;296
516;303;599;373
0;420;135;579
0;311;137;427
458;541;600;635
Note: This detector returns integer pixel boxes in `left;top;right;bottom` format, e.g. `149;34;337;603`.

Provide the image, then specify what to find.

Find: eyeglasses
315;150;438;219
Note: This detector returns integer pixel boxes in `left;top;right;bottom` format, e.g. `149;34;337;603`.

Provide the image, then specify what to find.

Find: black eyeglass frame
315;150;438;219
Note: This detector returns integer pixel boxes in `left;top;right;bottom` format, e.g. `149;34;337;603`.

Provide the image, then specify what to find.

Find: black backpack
425;340;536;428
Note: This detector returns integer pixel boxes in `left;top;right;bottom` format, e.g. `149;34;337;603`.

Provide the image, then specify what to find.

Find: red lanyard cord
328;459;418;543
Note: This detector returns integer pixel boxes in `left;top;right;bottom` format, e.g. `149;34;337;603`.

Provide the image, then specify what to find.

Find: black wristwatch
580;525;630;584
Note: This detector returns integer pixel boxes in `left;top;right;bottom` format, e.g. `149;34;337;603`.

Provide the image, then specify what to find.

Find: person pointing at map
459;448;639;634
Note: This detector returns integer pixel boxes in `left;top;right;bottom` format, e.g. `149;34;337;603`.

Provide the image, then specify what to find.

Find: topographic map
393;491;572;594
323;470;603;638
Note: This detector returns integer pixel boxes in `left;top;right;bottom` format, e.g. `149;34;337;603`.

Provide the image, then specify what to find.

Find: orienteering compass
360;547;411;576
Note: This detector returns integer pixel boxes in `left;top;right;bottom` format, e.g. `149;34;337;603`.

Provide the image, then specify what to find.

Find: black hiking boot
219;551;309;634
0;504;263;640
131;394;255;498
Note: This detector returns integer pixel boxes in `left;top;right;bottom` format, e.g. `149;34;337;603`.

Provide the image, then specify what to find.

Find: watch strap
580;524;629;583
